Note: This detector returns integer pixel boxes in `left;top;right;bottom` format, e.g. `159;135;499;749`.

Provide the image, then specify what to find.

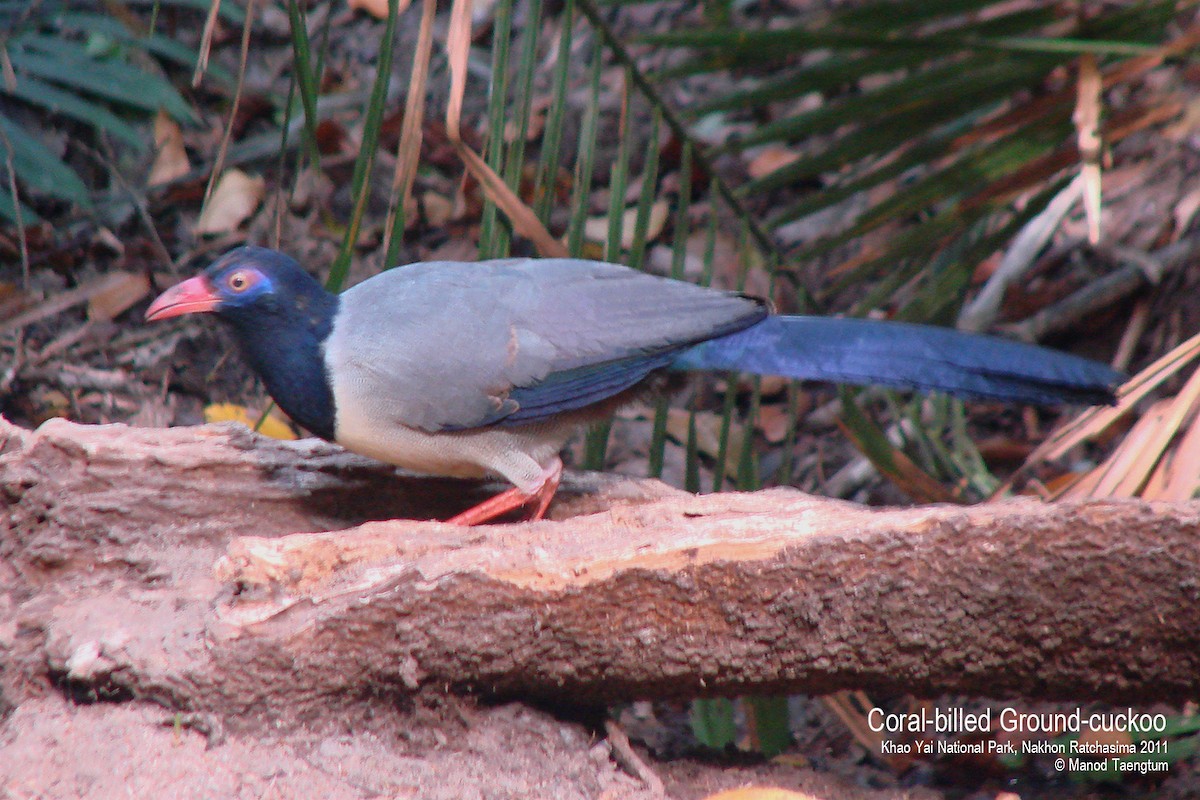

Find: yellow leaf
702;789;815;800
204;403;297;440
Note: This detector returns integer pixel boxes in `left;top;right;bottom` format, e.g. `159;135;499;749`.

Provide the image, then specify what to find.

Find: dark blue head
146;246;340;440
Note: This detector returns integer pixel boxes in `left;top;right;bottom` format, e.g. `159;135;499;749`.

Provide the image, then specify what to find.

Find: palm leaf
124;0;246;24
12;34;194;119
3;74;145;148
0;1;206;222
0;115;90;205
52;11;236;85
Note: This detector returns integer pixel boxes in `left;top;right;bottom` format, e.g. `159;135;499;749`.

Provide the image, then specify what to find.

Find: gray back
324;258;764;431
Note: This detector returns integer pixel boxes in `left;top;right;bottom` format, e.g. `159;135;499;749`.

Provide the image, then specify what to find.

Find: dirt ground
0;696;949;800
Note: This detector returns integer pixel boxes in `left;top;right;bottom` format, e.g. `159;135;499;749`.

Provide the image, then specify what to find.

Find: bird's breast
331;377;573;490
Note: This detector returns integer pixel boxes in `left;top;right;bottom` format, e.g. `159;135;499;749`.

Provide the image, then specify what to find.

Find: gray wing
323;258;765;432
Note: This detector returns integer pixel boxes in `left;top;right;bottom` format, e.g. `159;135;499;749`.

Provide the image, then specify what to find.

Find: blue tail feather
670;316;1121;406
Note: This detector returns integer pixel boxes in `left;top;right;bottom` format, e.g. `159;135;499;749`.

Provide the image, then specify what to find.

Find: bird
145;246;1122;525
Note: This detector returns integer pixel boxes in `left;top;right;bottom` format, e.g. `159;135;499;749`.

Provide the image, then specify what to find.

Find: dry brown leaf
1125;386;1200;498
665;407;744;480
1173;186;1200;241
835;416;959;504
444;0;471;140
1127;368;1200;499
1054;359;1200;500
1148;399;1200;501
2;272;152;335
970;251;1003;285
426;236;480;263
504;95;551;144
456;142;569;256
314;119;349;156
148;111;190;188
755;404;792;444
191;0;220;87
1077;725;1133;753
976;435;1035;464
1164;97;1200;141
1041;465;1096;499
747;147;799;180
0;280;32;319
1069;399;1172;499
444;0;566;257
195;169;265;235
87;271;150;321
93;227;125;256
828;242;886;280
583;201;669;251
347;0;412;19
819;692;890;765
962;101;1178;218
1073;53;1103;244
1005;332;1200;499
757;375;789;396
518;96;550;143
421;191;453;228
958;23;1200;152
684;228;738;283
1097;162;1148;202
1142;444;1171;500
385;0;436;252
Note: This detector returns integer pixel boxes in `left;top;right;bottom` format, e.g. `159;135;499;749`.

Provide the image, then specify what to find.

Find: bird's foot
446;458;563;526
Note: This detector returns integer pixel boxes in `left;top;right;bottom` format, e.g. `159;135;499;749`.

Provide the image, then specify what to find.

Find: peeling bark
3;416;1199;727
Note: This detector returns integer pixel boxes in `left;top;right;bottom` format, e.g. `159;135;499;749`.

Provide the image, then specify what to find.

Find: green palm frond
643;0;1179;320
0;0;200;222
620;0;1183;510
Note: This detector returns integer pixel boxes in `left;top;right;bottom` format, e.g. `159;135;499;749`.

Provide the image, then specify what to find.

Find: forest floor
4;2;1200;799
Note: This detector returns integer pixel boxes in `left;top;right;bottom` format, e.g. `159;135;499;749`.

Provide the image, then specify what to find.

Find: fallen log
2;416;1199;726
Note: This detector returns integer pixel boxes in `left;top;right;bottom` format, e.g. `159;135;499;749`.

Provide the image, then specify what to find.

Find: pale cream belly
333;398;574;492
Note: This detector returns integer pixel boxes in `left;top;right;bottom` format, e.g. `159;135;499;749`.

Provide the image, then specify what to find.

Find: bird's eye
227;271;251;292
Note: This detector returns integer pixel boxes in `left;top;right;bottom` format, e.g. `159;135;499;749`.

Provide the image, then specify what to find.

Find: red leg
527;463;562;521
447;458;563;526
